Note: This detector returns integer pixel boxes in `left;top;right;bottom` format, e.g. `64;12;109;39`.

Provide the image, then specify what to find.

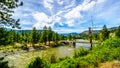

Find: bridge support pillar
73;42;76;48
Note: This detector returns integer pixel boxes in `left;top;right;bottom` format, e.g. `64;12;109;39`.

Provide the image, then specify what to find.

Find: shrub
72;47;89;58
21;43;29;50
56;58;79;68
49;54;58;63
41;54;59;64
0;57;9;68
27;57;50;68
101;37;120;48
59;57;69;61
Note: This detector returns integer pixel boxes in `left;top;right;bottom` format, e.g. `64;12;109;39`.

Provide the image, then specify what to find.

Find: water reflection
75;43;90;48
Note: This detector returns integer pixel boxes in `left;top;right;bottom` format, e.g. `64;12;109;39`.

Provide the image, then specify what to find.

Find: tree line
0;26;77;46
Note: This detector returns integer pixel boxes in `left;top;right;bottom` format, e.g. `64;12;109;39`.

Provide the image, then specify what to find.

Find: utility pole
89;27;92;50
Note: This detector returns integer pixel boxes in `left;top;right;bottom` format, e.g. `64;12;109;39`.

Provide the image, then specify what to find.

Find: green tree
8;29;16;45
31;27;38;45
47;26;53;45
72;35;76;40
59;34;65;40
40;26;47;45
0;0;23;28
93;33;99;40
0;27;9;45
53;32;59;44
115;26;120;38
68;33;72;40
19;30;29;43
19;30;25;43
15;32;20;43
99;25;109;42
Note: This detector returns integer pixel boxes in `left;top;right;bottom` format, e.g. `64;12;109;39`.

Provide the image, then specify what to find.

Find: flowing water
4;40;94;68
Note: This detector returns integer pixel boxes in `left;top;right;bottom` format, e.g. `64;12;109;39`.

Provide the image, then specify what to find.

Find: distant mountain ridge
59;32;79;36
12;27;118;36
80;27;118;35
15;30;42;33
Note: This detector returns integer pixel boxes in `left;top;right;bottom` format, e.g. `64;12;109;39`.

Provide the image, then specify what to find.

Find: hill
15;30;42;33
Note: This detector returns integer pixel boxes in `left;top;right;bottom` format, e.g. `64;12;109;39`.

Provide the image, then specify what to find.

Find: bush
49;54;58;63
72;47;89;58
59;57;69;61
21;43;29;50
101;37;120;48
0;57;9;68
51;58;79;68
27;57;50;68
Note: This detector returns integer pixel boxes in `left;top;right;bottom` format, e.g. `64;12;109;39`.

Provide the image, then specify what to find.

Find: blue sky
12;0;120;33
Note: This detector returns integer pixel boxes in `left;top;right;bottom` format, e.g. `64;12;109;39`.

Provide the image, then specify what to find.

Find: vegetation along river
4;40;96;68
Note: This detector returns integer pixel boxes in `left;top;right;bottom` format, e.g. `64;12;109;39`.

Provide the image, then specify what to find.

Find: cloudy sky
12;0;120;33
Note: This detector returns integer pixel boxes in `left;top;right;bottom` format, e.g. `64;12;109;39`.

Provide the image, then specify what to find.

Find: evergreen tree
99;25;109;42
23;32;29;43
115;26;120;38
53;32;59;44
0;28;9;45
15;32;20;43
19;30;29;43
40;26;47;45
8;29;17;44
31;27;38;45
28;33;32;43
68;33;72;40
93;33;99;40
47;26;53;45
72;35;76;40
59;34;65;40
0;0;23;28
19;30;25;43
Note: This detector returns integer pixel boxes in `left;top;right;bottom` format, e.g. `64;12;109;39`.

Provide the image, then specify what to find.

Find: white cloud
64;0;96;20
57;0;64;5
43;0;54;9
13;0;120;33
64;0;75;9
20;20;34;25
82;1;96;11
54;16;61;22
66;20;74;27
32;12;54;29
97;0;107;4
64;7;82;19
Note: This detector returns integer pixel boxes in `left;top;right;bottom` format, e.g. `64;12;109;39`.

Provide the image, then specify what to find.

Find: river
4;40;94;68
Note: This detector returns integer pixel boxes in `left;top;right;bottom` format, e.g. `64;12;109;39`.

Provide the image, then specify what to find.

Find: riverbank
0;42;67;57
0;39;97;57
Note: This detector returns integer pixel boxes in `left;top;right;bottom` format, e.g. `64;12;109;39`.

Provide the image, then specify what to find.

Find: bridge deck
60;40;98;44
